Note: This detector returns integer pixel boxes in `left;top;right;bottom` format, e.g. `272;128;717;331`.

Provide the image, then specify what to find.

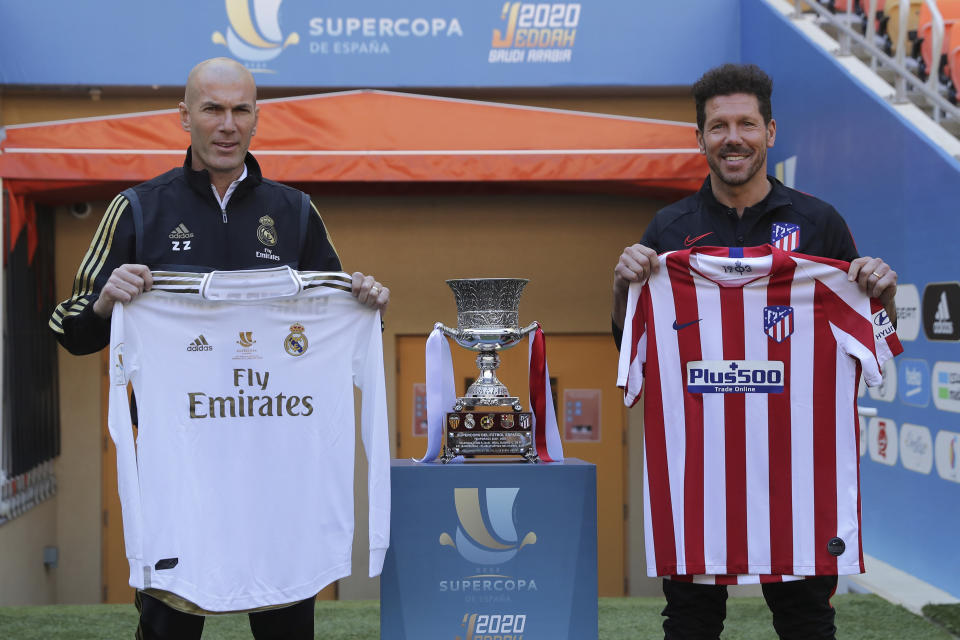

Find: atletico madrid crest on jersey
771;222;800;251
764;305;795;343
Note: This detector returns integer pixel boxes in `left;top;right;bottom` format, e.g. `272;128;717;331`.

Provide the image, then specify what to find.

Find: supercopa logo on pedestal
381;460;598;640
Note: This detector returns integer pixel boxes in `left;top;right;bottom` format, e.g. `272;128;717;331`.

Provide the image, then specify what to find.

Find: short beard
707;146;766;187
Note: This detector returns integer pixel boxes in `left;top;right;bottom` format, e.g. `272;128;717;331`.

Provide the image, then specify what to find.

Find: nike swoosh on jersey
672;319;702;330
684;232;713;247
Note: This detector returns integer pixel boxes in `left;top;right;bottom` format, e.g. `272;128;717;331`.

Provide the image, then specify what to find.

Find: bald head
179;57;260;190
184;57;257;107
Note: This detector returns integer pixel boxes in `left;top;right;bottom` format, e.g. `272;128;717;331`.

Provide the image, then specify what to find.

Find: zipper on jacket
221;208;227;223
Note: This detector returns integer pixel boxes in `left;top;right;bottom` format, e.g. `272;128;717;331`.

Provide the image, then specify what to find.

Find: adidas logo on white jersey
187;335;213;352
169;223;195;239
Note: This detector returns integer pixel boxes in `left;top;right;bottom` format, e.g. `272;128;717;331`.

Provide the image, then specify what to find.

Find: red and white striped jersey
617;245;902;582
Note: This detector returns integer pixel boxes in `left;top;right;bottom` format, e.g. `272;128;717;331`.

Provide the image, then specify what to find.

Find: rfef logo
213;0;300;68
898;358;929;408
922;282;960;341
439;488;537;566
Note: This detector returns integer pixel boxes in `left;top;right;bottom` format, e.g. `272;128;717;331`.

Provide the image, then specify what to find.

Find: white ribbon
417;324;457;463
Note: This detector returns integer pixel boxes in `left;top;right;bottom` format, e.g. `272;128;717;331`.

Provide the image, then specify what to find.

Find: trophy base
440;411;539;463
453;396;523;412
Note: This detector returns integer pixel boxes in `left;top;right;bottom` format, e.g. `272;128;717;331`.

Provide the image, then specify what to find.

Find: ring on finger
370;286;380;296
871;271;882;279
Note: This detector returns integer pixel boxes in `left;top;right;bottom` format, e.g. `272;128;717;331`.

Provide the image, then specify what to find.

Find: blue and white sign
686;360;785;393
898;358;930;408
933;361;960;413
382;459;598;640
894;284;921;342
0;0;740;87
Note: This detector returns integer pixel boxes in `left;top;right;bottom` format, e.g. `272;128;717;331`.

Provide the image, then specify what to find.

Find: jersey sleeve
352;306;391;577
617;281;648;407
108;302;145;573
860;298;904;385
298;201;343;272
810;264;903;387
49;194;137;355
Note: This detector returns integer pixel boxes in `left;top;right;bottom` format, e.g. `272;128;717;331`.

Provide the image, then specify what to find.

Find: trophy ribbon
417;324;460;463
528;323;564;462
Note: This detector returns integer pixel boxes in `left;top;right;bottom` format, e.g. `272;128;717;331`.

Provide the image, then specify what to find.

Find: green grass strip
923;603;960;636
0;594;951;639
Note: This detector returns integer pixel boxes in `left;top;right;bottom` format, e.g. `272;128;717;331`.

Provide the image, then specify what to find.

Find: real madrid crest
284;323;308;356
257;215;278;247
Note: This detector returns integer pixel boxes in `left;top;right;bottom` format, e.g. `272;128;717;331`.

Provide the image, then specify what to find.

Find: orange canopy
1;90;707;256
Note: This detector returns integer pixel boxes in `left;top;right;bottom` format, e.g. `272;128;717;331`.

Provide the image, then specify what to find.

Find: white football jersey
108;268;390;612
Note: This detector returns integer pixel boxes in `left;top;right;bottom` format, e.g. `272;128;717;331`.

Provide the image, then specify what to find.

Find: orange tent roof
0;90;706;190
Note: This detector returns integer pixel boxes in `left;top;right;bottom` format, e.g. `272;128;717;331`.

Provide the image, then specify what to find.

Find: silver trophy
436;278;539;462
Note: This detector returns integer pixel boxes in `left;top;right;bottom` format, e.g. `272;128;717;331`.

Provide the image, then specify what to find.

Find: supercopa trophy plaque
437;278;539;463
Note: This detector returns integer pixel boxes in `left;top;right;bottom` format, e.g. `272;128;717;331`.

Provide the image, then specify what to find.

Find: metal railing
795;0;960;124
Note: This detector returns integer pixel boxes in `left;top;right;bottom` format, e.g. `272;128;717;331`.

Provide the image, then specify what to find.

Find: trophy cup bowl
438;279;537;411
436;278;539;462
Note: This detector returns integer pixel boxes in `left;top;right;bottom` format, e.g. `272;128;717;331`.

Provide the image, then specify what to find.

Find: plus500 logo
456;612;526;640
686;360;785;393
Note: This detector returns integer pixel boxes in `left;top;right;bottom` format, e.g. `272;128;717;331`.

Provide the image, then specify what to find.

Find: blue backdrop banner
743;0;960;598
0;0;739;87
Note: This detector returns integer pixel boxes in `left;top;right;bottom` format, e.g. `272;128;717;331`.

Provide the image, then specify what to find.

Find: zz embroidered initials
171;240;192;251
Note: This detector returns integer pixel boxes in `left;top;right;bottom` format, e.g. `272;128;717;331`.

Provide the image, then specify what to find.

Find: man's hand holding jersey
612;243;659;333
93;264;391;318
93;264;155;318
848;255;898;325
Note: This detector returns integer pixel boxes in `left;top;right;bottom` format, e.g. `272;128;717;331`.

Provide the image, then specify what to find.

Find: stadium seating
859;0;888;49
916;0;960;82
883;0;924;54
831;0;858;12
949;19;960;101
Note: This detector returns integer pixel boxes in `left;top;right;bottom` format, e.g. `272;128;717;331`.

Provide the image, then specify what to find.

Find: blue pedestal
380;458;598;640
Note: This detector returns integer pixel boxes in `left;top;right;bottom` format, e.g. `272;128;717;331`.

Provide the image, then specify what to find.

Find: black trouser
661;576;838;640
135;591;316;640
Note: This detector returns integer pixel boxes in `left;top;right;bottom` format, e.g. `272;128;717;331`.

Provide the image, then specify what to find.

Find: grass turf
0;595;951;639
924;603;960;636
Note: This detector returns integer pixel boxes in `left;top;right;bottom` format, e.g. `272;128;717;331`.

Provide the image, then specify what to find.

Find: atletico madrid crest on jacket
764;305;794;343
771;222;800;251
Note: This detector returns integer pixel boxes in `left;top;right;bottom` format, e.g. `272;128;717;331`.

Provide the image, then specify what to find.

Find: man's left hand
848;256;897;323
352;272;390;314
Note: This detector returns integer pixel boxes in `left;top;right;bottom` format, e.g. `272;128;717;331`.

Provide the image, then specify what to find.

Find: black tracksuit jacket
49;149;341;355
